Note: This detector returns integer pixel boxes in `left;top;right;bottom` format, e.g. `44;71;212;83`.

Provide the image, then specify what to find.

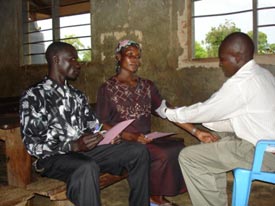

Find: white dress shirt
166;60;275;146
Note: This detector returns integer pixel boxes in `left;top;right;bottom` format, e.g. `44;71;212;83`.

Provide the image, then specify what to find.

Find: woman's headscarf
115;40;141;73
115;40;141;54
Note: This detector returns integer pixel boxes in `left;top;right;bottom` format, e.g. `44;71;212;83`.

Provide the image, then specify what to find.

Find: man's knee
178;146;193;164
77;159;100;176
67;160;100;205
129;142;149;159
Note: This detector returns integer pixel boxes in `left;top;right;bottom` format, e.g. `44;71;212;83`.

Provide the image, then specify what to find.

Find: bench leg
4;128;31;187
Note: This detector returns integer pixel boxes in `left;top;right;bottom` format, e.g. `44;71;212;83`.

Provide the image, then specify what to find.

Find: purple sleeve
95;84;112;123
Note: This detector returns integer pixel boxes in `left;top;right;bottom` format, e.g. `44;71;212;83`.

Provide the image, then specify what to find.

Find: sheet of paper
145;131;175;140
98;119;135;145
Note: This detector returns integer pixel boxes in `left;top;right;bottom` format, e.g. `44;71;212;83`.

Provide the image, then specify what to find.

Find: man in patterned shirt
20;42;150;206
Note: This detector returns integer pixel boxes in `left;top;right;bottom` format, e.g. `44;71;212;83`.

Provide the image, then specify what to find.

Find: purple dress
96;76;186;195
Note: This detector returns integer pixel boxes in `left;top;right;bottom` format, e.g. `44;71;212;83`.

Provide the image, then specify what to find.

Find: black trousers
37;141;150;206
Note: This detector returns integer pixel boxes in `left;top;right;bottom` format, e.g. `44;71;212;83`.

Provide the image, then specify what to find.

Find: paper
145;131;175;140
98;119;135;145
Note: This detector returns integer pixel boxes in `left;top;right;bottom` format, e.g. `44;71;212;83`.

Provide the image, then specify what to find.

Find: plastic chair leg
232;169;252;206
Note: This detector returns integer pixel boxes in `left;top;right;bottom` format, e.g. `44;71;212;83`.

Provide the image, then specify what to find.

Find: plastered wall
0;0;274;145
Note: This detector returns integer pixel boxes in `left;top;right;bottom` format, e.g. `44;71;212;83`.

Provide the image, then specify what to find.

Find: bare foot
150;195;171;205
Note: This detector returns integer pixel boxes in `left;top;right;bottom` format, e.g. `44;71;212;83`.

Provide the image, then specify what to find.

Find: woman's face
117;46;141;74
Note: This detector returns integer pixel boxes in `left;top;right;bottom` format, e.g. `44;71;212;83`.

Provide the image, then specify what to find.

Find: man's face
57;47;81;81
218;47;239;78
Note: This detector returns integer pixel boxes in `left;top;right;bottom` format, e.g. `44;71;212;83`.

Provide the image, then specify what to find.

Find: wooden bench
0;185;34;206
25;172;128;206
0;97;128;206
0;96;32;188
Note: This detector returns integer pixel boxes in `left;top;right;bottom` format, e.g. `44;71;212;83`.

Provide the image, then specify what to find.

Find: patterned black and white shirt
20;77;100;159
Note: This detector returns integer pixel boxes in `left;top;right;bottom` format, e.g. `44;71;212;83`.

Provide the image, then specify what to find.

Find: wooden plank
27;172;128;201
99;172;128;189
0;128;32;188
27;177;67;199
0;185;33;206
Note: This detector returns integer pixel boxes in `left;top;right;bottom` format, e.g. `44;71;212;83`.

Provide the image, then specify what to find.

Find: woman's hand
136;134;152;144
122;132;152;144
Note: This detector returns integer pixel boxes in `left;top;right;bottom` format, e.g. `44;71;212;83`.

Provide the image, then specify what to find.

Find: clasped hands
70;132;121;152
194;129;219;143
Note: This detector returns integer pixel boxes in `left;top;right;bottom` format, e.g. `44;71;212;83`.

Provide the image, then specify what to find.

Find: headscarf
115;40;141;54
115;40;141;74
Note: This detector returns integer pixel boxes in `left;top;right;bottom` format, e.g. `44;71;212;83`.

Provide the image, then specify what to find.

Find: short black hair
45;42;74;66
220;32;255;58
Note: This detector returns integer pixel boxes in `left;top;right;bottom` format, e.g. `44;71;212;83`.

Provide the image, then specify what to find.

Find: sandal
150;202;177;206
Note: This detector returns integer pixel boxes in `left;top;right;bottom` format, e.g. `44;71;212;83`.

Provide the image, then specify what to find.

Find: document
98;119;135;145
145;131;175;140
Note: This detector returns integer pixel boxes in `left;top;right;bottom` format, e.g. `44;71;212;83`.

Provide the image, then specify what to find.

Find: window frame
190;0;275;60
21;0;92;65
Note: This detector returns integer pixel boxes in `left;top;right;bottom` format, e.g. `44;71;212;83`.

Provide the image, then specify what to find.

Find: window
22;0;91;65
192;0;275;59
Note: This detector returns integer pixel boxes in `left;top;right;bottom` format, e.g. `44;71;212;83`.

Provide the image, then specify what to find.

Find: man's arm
174;122;218;143
155;100;218;143
20;92;75;158
157;83;244;124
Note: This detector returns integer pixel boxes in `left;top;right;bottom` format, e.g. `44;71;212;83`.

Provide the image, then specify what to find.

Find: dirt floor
2;141;275;206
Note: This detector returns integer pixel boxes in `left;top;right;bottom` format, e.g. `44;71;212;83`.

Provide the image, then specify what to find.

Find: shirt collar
231;59;256;78
44;76;69;89
44;76;70;96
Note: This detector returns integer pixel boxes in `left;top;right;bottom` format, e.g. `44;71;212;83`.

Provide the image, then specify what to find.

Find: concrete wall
0;0;275;145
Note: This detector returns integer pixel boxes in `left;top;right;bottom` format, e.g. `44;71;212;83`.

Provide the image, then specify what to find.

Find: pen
95;123;103;133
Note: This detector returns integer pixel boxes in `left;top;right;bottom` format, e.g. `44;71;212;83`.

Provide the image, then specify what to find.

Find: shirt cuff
166;108;186;123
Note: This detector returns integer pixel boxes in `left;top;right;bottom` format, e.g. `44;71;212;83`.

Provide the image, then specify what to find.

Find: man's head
45;42;81;84
218;32;254;77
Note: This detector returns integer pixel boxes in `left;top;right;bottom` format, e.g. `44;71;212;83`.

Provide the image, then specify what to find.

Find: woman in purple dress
96;40;215;206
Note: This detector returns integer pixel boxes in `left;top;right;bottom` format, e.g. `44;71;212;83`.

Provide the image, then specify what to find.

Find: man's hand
111;135;122;145
70;132;104;152
195;130;219;143
155;100;167;119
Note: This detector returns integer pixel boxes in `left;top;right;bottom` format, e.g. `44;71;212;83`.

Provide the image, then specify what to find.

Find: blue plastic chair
232;139;275;206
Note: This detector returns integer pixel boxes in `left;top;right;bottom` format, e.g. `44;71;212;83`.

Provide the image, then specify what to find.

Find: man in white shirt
157;32;275;206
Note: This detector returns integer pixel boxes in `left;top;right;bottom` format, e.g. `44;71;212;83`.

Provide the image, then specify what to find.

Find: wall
0;0;23;96
89;0;220;144
0;0;275;145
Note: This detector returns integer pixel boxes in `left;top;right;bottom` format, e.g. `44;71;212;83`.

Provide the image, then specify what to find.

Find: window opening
22;0;91;65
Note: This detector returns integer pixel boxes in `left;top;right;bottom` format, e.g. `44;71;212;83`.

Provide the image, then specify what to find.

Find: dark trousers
37;141;150;206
